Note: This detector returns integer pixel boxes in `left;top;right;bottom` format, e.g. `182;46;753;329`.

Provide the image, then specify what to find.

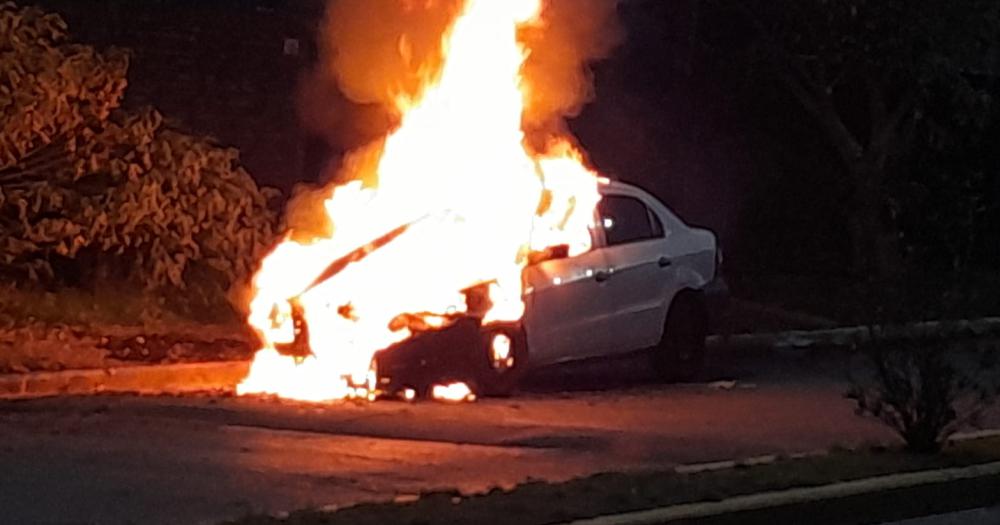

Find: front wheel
652;293;708;382
476;323;529;397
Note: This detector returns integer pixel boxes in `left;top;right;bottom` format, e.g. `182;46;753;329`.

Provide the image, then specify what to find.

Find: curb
561;460;1000;525
2;316;997;400
0;360;249;400
671;427;1000;475
673;453;808;475
707;316;1000;351
952;428;1000;442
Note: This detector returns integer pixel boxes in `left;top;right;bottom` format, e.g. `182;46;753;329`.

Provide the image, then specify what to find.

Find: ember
238;0;603;402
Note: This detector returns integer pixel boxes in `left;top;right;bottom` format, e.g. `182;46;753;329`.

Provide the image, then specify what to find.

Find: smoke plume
520;0;625;146
300;0;623;150
290;0;624;238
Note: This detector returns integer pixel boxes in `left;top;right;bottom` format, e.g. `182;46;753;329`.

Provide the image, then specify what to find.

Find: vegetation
706;0;999;279
848;327;1000;453
0;2;278;319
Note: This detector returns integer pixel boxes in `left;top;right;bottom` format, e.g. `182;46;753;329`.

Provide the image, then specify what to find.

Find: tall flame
238;0;602;402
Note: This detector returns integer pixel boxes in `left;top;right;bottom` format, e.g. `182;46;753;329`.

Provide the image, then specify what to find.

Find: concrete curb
0;361;249;400
673;453;806;475
561;460;1000;525
952;429;1000;442
670;428;1000;475
707;316;1000;351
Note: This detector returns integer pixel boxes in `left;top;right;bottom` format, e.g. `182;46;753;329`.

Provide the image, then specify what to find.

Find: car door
521;224;617;365
596;193;676;354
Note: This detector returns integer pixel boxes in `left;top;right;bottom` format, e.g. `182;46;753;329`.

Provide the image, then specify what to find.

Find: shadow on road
518;345;850;395
522;350;727;394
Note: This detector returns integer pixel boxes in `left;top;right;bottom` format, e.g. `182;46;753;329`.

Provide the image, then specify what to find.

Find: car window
598;195;662;246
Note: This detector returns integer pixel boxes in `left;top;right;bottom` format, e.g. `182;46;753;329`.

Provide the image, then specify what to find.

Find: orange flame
238;0;601;402
431;382;477;403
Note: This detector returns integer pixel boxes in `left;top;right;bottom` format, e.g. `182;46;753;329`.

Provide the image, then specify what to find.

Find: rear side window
598;195;663;246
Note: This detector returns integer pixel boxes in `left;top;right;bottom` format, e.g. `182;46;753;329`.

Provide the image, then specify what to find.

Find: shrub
847;325;1000;453
0;3;279;304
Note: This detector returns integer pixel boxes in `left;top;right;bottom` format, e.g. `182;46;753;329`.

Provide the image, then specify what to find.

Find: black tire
653;292;708;382
476;323;529;397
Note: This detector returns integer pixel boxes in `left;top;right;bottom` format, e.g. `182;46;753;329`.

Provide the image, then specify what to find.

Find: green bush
0;3;278;308
848;327;1000;454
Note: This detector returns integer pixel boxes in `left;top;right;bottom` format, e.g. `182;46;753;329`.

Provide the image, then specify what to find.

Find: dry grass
0;285;254;373
0;284;241;329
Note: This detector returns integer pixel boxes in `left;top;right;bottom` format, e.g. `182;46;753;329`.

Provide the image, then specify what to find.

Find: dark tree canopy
711;0;999;277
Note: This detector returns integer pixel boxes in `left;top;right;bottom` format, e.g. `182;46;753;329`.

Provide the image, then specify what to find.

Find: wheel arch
659;287;709;340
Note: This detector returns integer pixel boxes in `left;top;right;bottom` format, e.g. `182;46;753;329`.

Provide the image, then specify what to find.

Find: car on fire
279;179;725;398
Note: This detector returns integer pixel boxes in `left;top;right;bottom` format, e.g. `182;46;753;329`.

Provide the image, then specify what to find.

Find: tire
653;292;708;382
476;323;529;397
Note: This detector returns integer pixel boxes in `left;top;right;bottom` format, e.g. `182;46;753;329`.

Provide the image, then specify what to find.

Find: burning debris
238;0;620;403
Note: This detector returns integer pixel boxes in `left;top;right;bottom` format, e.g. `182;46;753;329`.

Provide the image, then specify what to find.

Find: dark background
31;0;1000;282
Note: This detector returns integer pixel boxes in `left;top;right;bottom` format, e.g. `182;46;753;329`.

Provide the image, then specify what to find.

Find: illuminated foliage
0;3;278;291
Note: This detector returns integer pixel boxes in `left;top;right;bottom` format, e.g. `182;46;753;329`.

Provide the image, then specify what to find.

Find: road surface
0;350;988;525
884;506;1000;525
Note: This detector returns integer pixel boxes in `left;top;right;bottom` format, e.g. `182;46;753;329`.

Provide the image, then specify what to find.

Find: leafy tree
709;0;999;278
0;2;129;168
0;3;278;298
897;78;998;273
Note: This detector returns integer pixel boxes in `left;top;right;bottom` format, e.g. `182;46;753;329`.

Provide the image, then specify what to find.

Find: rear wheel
653;292;708;382
476;323;528;397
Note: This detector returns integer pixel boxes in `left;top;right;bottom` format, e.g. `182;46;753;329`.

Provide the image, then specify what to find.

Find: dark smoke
290;0;624;238
520;0;625;148
296;0;464;155
299;0;623;152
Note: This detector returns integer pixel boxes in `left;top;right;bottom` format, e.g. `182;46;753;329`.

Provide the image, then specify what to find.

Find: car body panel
523;180;719;367
522;243;615;364
599;238;674;353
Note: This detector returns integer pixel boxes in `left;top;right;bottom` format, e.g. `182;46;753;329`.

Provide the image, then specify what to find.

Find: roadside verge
0;360;249;399
220;436;1000;525
563;461;1000;525
707;316;1000;351
2;316;998;400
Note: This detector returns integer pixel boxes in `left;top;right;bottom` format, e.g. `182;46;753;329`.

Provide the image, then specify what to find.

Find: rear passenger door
596;194;675;354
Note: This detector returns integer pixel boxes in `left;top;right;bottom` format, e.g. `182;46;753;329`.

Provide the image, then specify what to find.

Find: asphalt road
0;350;989;525
885;507;1000;525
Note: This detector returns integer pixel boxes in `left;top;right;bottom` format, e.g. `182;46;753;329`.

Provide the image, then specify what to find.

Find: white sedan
375;180;726;396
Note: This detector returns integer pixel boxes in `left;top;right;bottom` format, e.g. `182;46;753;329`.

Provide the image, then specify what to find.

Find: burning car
237;0;723;403
262;178;724;399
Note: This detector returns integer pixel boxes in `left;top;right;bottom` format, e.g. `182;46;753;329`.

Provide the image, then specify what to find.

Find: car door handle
658;256;673;268
594;269;612;282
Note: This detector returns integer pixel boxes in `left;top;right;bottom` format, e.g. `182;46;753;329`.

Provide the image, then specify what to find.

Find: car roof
599;179;660;205
600;179;639;194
